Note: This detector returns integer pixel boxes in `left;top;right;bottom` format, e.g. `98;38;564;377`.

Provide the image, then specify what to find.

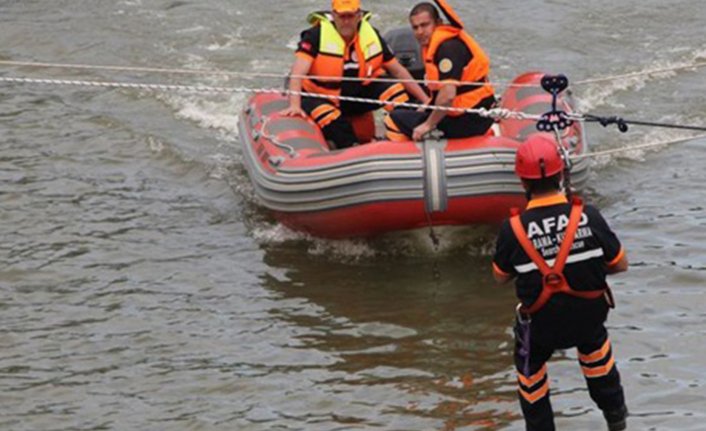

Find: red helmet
514;134;564;179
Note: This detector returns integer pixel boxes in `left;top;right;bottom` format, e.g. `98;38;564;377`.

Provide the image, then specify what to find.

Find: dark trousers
301;81;408;149
385;94;495;140
514;299;626;431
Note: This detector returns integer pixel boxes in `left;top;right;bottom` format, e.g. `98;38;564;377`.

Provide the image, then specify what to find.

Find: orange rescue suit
423;25;494;116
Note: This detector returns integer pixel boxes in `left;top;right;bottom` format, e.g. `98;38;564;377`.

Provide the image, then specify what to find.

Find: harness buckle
543;272;564;288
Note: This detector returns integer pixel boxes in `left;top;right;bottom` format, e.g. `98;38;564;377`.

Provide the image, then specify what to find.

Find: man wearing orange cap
492;135;629;430
384;1;496;142
281;0;428;149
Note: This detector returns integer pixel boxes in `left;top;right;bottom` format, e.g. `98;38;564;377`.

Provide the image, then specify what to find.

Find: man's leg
384;109;426;141
301;97;358;149
436;112;494;138
515;321;556;431
436;95;496;139
346;81;410;115
577;326;627;430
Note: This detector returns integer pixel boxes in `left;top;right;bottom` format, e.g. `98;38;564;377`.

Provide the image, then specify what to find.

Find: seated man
385;0;496;142
281;0;428;149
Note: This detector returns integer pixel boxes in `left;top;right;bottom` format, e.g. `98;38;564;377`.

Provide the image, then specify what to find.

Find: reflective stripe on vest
509;198;605;314
423;25;494;116
302;12;385;103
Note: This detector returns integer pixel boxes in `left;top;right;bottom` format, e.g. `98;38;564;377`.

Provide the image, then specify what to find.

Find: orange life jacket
510;198;606;314
423;25;494;116
302;12;385;104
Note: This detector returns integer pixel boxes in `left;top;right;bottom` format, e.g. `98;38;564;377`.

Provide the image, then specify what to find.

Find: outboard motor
384;27;425;80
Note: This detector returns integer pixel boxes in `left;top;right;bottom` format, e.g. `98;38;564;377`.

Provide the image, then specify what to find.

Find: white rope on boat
0;75;535;120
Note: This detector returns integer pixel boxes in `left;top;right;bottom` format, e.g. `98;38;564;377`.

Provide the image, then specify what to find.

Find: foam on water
249;221;498;261
576;49;706;113
205;30;244;52
171;94;243;135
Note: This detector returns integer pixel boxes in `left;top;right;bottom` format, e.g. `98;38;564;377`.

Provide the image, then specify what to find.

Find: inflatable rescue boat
238;70;589;238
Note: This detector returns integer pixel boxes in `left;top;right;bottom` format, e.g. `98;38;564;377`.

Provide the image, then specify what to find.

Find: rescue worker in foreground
384;0;496;142
492;134;629;431
281;0;429;149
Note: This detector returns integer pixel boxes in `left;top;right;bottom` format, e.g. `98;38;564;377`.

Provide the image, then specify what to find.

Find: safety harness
510;197;606;315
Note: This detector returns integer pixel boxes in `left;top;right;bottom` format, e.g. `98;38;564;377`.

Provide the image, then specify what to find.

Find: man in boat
384;0;496;142
491;134;629;431
281;0;429;149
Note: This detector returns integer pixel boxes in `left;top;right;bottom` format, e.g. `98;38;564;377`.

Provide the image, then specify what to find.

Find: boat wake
251;222;498;261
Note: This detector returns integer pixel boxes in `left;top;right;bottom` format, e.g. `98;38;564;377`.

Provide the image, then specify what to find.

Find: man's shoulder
438;36;466;48
435;37;470;59
496;217;515;240
300;25;321;40
581;203;611;226
297;26;321;55
580;202;603;218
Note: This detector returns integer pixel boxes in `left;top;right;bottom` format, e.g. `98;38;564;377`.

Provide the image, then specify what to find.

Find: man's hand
417;96;433;112
281;105;306;117
412;121;434;141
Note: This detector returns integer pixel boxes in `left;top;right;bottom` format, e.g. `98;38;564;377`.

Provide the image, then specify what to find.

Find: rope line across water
2;75;704;160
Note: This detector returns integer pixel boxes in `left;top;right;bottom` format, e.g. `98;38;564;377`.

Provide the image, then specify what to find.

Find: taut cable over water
2;58;706;89
1;68;704;160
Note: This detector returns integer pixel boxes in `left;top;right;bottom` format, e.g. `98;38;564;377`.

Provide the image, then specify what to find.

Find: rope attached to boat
0;75;532;121
1;72;705;159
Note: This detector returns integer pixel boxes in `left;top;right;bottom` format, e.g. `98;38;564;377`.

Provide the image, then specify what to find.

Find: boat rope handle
2;59;705;89
260;117;298;158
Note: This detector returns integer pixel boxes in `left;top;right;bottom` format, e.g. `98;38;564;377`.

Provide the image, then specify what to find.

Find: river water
1;1;705;430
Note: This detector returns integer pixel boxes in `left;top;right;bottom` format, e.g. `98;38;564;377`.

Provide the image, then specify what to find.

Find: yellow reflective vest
302;12;385;102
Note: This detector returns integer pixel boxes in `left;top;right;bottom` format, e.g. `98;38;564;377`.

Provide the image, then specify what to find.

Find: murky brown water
1;1;705;429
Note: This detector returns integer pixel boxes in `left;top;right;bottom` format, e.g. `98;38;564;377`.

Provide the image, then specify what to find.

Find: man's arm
411;38;468;141
412;83;455;141
281;56;313;117
492;261;515;284
492;222;517;285
384;59;430;105
606;248;628;274
588;206;629;275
